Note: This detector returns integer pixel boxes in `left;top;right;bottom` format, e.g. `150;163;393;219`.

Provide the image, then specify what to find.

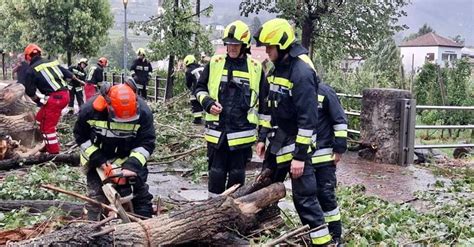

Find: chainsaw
96;164;136;222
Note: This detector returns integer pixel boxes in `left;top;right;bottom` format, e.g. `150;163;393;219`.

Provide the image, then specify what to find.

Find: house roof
214;45;268;62
399;32;464;48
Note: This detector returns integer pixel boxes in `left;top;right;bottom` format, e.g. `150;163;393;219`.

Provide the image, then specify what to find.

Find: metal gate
399;101;474;165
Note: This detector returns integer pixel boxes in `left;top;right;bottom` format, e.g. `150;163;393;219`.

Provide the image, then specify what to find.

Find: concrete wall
400;46;438;74
401;46;463;75
437;46;463;67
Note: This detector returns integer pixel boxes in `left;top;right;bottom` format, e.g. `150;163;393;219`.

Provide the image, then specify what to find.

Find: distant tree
362;37;406;89
98;37;135;70
450;35;465;45
240;0;409;64
131;0;213;99
250;16;262;42
403;23;434;41
0;0;113;66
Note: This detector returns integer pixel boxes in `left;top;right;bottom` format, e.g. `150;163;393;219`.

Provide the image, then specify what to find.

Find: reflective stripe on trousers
310;226;332;245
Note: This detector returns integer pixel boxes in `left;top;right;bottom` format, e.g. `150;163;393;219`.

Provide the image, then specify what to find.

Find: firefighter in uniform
23;44;73;154
195;20;267;195
254;19;332;245
74;79;155;220
130;48;153;99
313;82;347;243
67;58;88;114
183;54;204;124
85;57;108;101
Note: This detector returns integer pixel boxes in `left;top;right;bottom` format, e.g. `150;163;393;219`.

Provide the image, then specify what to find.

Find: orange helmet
24;44;42;62
98;57;108;67
104;83;139;122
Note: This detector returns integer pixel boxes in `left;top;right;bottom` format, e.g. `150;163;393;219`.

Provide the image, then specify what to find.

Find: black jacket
24;56;72;97
15;61;29;85
87;64;104;85
260;43;319;162
195;55;268;134
68;64;87;87
74;96;156;174
317;83;347;154
185;63;203;93
130;58;153;84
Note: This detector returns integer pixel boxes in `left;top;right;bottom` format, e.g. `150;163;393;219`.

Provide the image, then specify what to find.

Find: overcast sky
200;0;474;46
398;0;474;46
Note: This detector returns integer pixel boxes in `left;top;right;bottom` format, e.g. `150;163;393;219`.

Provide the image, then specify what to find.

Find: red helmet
24;44;42;62
106;84;139;122
98;57;108;67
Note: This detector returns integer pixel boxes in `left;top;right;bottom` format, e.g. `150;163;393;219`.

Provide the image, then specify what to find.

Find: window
441;53;457;62
425;53;435;61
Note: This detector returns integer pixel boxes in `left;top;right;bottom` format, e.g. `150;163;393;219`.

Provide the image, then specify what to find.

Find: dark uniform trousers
207;139;252;194
266;153;326;229
314;162;341;238
68;86;84;108
191;98;204;120
136;79;148;99
86;165;154;220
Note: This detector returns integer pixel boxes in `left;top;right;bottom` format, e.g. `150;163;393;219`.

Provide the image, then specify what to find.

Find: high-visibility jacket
312;83;348;165
185;63;203;94
74;96;156;173
185;63;204;103
130;58;153;85
87;64;105;86
68;64;86;87
24;56;72;97
195;54;267;150
259;43;319;163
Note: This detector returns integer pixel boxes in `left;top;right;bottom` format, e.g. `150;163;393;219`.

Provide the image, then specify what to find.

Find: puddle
337;152;444;203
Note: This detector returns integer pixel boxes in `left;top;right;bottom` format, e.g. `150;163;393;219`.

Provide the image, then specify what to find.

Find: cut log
0;200;84;218
0;82;41;148
9;183;286;246
0;153;80;171
0;83;37;118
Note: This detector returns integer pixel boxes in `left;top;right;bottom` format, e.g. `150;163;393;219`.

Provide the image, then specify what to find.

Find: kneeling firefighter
74;78;155;220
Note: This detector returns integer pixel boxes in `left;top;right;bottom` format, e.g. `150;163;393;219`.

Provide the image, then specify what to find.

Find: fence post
398;99;410;166
112;73;116;84
2;52;5;80
103;72;108;82
120;73;124;84
406;99;416;165
155;76;159;102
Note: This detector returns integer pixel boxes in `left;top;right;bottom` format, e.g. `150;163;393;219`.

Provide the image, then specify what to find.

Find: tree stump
359;88;412;165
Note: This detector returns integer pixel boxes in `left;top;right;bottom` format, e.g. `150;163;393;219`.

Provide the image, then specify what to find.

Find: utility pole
194;0;200;50
165;0;179;100
123;0;129;72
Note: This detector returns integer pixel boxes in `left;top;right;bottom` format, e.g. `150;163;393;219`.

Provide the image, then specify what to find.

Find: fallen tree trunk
9;183;286;246
0;153;80;170
0;200;84;218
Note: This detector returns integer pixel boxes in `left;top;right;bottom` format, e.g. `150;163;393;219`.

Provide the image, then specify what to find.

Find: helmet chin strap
230;45;248;59
275;47;289;64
